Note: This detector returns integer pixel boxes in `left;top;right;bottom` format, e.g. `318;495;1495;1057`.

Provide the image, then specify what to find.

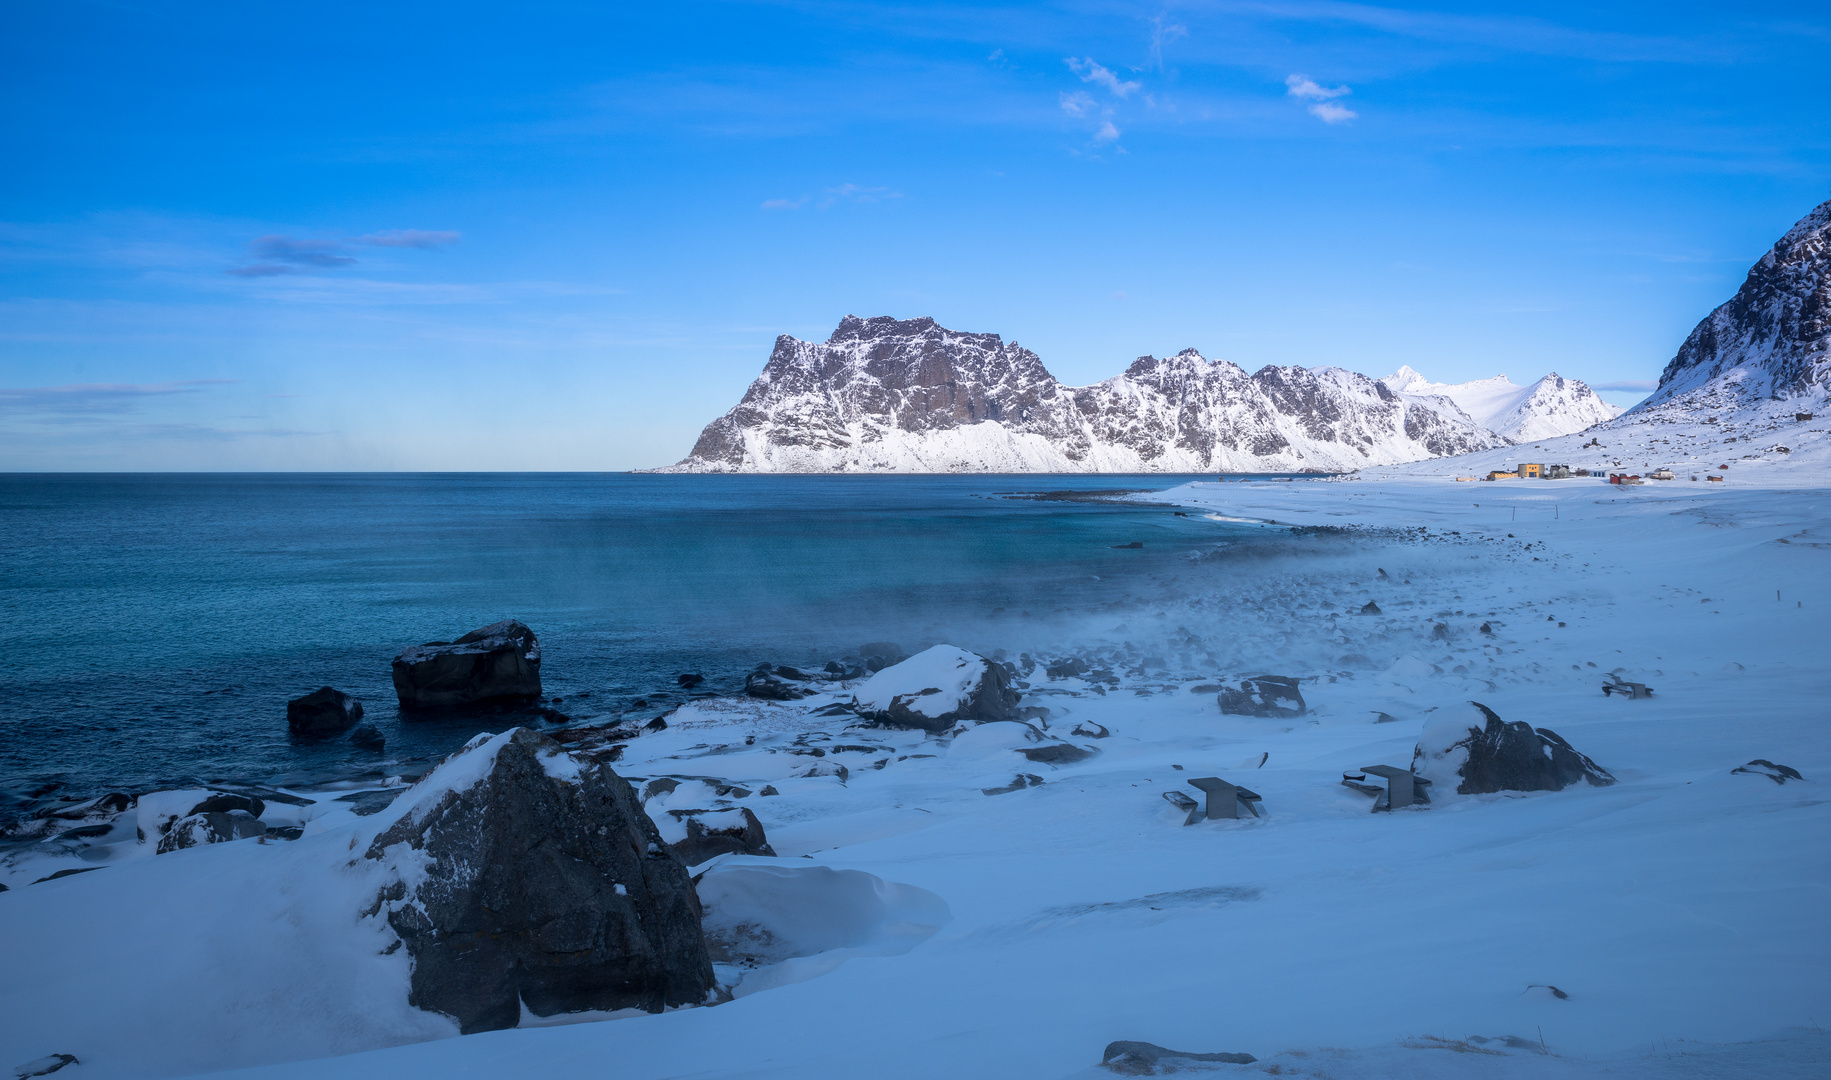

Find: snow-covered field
3;463;1827;1079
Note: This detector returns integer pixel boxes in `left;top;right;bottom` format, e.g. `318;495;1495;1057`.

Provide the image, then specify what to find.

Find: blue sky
2;1;1827;470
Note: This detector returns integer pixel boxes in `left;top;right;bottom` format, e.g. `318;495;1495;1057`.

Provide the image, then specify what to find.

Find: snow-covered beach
3;460;1825;1079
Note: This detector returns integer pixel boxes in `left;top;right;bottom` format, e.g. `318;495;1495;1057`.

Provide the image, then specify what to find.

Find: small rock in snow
1101;1040;1256;1073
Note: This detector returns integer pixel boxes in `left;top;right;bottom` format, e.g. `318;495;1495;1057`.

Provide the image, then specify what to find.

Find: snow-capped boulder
362;727;715;1034
286;686;363;735
390;620;541;708
1412;702;1615;795
1217;676;1306;718
851;645;1019;732
155;809;266;853
670;807;776;867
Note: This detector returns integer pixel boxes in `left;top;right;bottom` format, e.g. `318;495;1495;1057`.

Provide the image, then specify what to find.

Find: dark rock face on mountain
364;728;715;1035
392;620;542;708
287;687;363;735
1634;198;1831;416
666;315;1507;473
1413;702;1615;795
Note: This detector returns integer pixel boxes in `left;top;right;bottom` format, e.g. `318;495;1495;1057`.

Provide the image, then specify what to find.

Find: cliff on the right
1630;198;1830;422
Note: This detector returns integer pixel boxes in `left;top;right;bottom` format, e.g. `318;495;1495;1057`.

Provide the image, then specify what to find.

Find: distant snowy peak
668;316;1516;473
1381;369;1620;442
1631;198;1831;419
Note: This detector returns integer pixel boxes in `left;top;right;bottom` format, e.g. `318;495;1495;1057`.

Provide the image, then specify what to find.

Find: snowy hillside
663;317;1620;473
1381;367;1620;442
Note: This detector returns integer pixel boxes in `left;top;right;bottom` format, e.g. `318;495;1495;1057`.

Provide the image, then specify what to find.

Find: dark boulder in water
1413;702;1615;795
349;724;386;750
363;727;715;1035
391;620;542;708
676;673;704;689
286;687;363;735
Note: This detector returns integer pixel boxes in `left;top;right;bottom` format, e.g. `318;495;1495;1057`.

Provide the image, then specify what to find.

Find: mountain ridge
665;316;1611;473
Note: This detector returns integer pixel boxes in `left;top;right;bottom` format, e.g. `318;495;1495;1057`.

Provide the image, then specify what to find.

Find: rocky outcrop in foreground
391;619;542;708
1412;702;1615;795
364;728;715;1033
850;645;1020;732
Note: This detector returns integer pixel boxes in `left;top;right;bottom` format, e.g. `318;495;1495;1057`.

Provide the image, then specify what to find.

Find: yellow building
1486;470;1519;481
1518;462;1543;478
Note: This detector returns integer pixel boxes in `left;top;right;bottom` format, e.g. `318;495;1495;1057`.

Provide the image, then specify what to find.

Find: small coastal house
1544;464;1572;479
1518;463;1544;478
1485;470;1518;481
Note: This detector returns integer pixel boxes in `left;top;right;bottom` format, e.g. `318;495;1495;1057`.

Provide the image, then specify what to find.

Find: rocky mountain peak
1632;197;1831;417
667;315;1619;472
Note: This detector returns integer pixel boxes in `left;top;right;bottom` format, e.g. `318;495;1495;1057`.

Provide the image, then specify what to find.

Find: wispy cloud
228;230;459;276
1067;57;1141;98
1059;91;1097;119
354;229;461;249
0;379;237;417
1094;120;1121;142
1594;379;1658;391
760;185;901;212
1286;74;1358;123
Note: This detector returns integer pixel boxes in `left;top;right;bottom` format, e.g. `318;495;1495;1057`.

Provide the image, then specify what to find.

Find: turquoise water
0;473;1274;805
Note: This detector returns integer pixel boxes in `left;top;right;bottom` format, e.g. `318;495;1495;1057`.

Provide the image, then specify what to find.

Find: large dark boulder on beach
286;687;363;735
1413;702;1615;795
363;727;715;1035
391;620;542;708
851;645;1019;732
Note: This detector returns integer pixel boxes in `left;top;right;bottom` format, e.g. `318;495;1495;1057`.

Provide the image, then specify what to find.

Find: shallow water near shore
1;472;1310;805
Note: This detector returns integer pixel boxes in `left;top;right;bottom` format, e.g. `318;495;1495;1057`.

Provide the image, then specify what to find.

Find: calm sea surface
0;473;1282;807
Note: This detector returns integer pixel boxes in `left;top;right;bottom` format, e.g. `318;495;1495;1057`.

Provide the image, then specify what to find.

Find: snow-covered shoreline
3;462;1826;1079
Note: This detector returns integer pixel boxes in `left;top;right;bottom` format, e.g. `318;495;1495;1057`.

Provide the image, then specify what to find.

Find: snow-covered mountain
1628;197;1830;423
1380;367;1620;442
666;316;1614;473
1380;199;1831;481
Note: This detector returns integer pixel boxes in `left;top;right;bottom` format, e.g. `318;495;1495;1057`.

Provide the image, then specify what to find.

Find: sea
0;472;1298;812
